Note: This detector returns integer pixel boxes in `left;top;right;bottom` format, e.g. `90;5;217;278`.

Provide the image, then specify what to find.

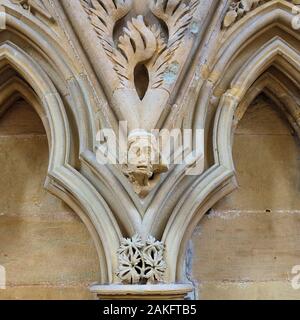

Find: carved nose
138;157;147;164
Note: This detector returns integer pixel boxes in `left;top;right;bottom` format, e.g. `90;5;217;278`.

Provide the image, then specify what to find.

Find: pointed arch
0;41;122;283
234;71;300;137
230;38;300;99
213;0;299;77
0;76;48;132
162;11;300;282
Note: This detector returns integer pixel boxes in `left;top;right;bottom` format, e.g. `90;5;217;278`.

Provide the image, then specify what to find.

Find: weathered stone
0;99;99;300
192;96;300;299
198;281;300;300
0;0;299;301
0;286;96;300
0;216;99;286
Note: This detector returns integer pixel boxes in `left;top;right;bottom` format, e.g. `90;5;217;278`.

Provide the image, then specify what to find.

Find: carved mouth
136;165;149;171
135;165;153;176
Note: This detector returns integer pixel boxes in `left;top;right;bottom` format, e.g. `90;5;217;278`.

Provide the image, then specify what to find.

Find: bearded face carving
123;131;168;198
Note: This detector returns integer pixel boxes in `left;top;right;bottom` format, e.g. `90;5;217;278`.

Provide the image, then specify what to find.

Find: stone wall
0;100;99;299
1;95;299;300
192;95;300;299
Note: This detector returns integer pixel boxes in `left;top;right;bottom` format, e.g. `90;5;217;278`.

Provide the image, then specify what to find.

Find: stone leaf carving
116;234;166;284
148;0;199;90
82;0;199;197
223;0;268;28
223;0;297;28
82;0;199;94
112;15;157;89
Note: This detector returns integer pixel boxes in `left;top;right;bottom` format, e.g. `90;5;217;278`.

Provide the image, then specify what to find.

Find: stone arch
183;0;299;134
215;38;300;170
0;40;121;284
212;1;299;79
191;89;300;299
162;25;300;283
6;5;143;237
234;71;300;138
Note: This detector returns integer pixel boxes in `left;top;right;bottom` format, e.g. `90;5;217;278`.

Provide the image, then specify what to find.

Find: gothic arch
212;1;299;79
0;40;121;283
162;18;300;284
189;1;299;133
0;76;47;130
234;71;300;137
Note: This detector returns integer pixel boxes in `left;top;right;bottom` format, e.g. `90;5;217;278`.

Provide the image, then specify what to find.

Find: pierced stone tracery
116;234;166;284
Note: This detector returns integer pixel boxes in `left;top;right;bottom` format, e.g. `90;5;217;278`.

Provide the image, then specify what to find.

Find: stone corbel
2;0;210;301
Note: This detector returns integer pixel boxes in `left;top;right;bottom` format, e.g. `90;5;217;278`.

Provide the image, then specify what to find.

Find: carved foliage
223;0;268;28
113;15;157;88
116;234;166;284
147;0;199;89
82;0;199;91
81;0;199;197
223;0;296;28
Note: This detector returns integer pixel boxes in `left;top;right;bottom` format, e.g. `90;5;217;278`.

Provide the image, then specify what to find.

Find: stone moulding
90;284;194;300
0;4;122;285
162;0;300;287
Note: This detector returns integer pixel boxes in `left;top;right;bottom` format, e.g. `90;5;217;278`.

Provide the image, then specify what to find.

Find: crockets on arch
223;0;298;28
81;0;199;197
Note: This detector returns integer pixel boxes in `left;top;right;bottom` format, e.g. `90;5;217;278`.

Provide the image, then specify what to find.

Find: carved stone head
124;130;168;197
